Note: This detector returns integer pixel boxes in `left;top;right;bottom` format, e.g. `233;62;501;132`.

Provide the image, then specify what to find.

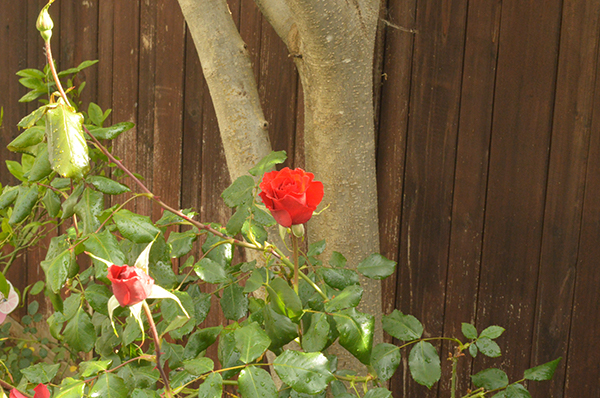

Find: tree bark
260;0;384;372
177;0;272;182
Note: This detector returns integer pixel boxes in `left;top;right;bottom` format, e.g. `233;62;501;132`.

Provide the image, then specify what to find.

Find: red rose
259;167;324;227
107;264;155;307
11;384;50;398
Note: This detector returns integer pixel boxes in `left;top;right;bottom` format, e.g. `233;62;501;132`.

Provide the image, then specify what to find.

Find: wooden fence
1;0;599;396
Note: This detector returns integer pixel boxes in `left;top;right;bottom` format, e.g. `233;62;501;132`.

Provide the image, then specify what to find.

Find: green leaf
226;205;250;235
382;309;423;341
5;160;25;181
61;182;84;220
197;372;222;398
273;351;334;394
63;307;96;352
79;360;113;377
371;343;401;382
20;362;60;384
264;304;298;351
117;365;159;390
202;232;233;267
476;337;501;358
7;126;45;153
194;257;229;284
324;285;363;312
251;204;275;226
160;290;195;323
220;284;248;320
479;325;505;339
27;144;52;182
45;102;90;179
494;384;532;398
471;368;509;390
321;268;359;290
87;176;130;195
19;89;46;103
188;285;211;325
58;59;99;76
329;251;347;268
183;357;214;376
87;122;135;140
307;240;326;257
239;366;278;398
408;341;441;389
30;280;45;296
249;150;287;176
363;388;393;398
131;390;160;398
167;230;197;258
461;323;478;340
54;378;86;398
9;185;39;225
357;253;396;280
242;220;267;245
84;230;126;280
74;188;104;235
234;322;271;364
266;277;303;322
302;312;329;352
469;343;478;357
17;106;49;129
89;373;128;398
222;175;255;207
0;186;19;210
41;236;74;293
524;357;561;381
334;308;374;364
16;68;46;79
113;209;161;243
88;102;104;126
218;330;243;379
243;267;267;293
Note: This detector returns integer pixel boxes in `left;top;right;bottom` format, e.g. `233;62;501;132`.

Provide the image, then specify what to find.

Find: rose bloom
11;384;50;398
259;167;324;227
107;264;155;307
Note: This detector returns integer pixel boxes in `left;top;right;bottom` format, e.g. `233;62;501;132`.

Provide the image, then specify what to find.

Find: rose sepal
147;285;190;318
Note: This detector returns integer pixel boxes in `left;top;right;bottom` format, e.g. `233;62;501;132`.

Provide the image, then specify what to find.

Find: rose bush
259;167;324;227
107;264;154;307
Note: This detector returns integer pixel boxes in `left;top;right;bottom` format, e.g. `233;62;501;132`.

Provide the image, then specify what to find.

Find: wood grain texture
529;1;600;396
475;0;562;381
393;0;468;395
440;0;502;394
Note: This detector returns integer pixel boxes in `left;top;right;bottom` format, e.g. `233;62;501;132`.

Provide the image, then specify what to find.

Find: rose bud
259;167;323;228
107;264;155;307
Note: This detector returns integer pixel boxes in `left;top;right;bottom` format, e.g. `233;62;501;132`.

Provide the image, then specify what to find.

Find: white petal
148;285;190;318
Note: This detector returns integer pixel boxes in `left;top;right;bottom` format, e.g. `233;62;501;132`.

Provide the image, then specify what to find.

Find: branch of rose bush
0;379;33;398
142;301;172;397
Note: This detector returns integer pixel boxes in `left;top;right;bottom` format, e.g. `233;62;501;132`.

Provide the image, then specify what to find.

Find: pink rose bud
259;167;323;228
107;264;155;307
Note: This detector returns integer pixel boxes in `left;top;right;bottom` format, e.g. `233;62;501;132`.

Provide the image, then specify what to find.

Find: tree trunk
177;0;272;182
258;0;384;373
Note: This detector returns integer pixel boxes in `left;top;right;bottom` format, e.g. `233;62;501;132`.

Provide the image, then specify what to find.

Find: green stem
44;40;69;104
292;234;299;294
451;355;458;398
142;301;172;397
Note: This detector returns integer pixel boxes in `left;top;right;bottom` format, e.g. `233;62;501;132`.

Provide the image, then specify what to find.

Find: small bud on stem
36;2;54;42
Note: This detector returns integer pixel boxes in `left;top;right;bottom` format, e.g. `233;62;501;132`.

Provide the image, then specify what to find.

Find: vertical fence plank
529;1;600;396
563;48;600;395
441;1;502;395
377;0;416;326
97;0;114;115
110;0;140;210
393;0;468;395
475;0;562;381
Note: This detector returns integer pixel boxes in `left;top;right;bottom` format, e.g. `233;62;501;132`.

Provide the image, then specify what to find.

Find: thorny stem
142;301;172;397
451;354;458;398
0;379;32;398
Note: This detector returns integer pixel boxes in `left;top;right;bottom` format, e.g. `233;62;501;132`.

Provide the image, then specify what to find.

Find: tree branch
253;0;295;46
177;0;272;182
